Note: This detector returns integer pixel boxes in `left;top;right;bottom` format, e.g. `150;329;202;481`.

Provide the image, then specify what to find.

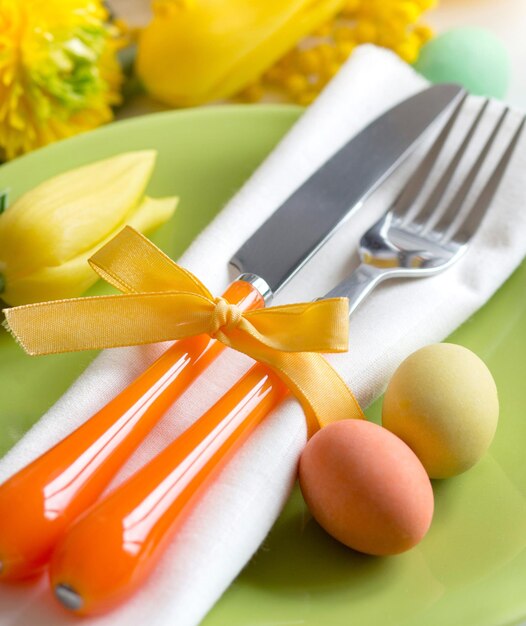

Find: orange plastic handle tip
0;281;263;581
50;364;287;614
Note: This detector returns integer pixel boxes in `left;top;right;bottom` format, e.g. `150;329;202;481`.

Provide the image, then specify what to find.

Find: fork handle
0;279;264;581
49;364;288;614
324;264;385;315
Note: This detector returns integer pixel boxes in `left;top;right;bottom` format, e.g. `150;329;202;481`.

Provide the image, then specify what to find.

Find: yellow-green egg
382;343;499;479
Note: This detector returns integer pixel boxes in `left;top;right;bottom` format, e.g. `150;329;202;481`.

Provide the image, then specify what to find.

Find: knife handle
0;280;264;582
49;363;287;614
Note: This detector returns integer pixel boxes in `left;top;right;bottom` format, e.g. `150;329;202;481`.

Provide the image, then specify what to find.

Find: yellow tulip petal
127;195;178;233
137;0;347;106
2;253;101;306
0;151;157;276
1;194;178;306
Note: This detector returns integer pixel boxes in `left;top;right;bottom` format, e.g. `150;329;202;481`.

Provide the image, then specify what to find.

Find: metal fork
325;95;525;312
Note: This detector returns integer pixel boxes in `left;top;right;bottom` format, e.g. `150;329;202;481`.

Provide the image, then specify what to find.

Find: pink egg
299;420;434;556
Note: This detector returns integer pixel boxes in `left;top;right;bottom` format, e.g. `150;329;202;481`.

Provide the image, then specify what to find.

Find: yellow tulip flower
0;151;177;306
136;0;347;106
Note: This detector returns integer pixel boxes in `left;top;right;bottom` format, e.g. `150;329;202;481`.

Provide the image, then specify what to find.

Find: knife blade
0;84;463;583
231;83;464;297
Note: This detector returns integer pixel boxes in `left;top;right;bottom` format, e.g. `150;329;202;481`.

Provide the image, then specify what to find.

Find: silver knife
0;84;463;587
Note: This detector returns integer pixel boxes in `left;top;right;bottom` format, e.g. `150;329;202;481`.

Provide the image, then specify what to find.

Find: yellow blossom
0;151;178;305
0;0;124;160
136;0;348;107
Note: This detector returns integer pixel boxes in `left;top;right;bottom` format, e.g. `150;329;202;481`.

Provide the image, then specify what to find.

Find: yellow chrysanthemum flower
0;0;124;160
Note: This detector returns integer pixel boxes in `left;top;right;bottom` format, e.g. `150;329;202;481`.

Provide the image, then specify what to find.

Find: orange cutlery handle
50;363;288;614
0;280;264;581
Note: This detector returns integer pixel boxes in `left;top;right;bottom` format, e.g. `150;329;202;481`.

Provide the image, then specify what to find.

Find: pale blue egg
414;27;510;99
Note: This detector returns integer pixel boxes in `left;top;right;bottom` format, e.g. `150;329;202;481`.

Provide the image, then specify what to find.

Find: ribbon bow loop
3;227;363;434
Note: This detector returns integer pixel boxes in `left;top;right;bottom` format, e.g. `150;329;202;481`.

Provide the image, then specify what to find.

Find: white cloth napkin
1;45;525;626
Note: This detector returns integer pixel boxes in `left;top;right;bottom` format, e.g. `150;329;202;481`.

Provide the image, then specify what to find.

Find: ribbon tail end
2;313;36;356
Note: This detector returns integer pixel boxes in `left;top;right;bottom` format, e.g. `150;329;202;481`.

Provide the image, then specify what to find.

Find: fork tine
452;115;525;245
391;91;468;221
410;99;490;230
433;106;510;239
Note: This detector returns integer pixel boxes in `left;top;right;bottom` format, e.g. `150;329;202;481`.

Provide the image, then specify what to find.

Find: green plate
1;106;525;626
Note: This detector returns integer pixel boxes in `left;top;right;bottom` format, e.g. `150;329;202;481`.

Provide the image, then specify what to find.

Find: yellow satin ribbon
3;227;363;434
